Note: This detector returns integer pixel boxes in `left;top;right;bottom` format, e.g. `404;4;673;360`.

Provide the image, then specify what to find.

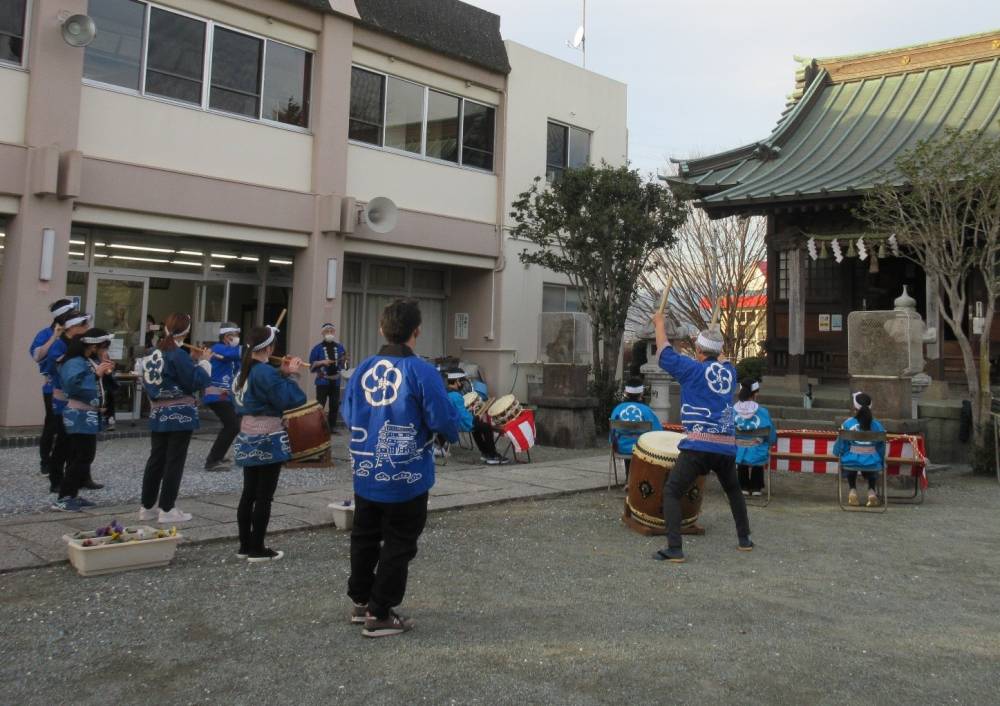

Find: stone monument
532;312;598;448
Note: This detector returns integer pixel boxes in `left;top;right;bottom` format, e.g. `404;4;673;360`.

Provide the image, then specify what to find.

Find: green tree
511;163;687;427
860;127;1000;472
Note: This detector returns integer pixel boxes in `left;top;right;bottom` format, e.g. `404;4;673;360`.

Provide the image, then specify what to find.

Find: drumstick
182;343;223;360
269;354;308;364
273;309;287;330
656;275;674;315
711;297;722;327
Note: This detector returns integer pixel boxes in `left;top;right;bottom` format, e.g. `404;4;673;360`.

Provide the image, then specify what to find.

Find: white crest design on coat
618;404;644;422
704;362;734;395
361;359;403;407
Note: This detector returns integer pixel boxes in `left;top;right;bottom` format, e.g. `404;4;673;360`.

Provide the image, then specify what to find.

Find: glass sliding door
88;274;149;420
193;280;229;346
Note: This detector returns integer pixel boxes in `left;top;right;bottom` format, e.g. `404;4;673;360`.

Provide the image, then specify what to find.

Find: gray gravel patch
1;468;997;705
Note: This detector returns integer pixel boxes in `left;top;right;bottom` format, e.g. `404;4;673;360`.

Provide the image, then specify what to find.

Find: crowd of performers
32;296;888;636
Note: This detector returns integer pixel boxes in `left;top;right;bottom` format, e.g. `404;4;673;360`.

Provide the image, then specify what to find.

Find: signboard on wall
818;314;831;332
831;314;843;332
108;337;125;361
454;313;469;340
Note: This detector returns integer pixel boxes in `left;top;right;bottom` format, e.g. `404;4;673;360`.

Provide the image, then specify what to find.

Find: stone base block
850;376;912;420
534;398;598;449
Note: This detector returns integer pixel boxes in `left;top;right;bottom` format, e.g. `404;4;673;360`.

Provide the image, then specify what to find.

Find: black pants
40;393;57;467
738;464;765;492
846;470;879;491
663;450;750;549
237;463;282;553
141;431;192;512
348;492;429;619
471;418;499;458
316;384;340;431
48;416;69;492
205;401;240;465
62;434;97;498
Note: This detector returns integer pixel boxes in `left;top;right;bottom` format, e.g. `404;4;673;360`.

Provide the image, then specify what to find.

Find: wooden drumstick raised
656;275;674;315
711;297;723;328
273;308;287;330
182;343;223;360
269;354;309;365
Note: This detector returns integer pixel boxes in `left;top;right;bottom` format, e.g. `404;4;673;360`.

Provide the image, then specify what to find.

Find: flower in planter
82;539;94;547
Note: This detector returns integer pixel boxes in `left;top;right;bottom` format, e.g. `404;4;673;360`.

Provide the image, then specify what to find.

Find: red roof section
699;294;767;310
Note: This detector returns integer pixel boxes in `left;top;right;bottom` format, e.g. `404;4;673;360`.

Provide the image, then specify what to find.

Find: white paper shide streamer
806;237;818;261
830;238;844;263
856;237;867;261
888;233;900;257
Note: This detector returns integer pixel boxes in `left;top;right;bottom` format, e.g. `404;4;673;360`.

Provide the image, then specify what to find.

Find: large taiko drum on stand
282;401;331;462
623;431;706;536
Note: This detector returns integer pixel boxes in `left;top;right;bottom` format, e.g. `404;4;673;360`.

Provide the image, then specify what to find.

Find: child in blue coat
609;377;663;478
444;369;505;464
734;380;777;496
52;329;115;512
203;323;242;471
833;391;886;507
233;325;307;562
30;298;76;477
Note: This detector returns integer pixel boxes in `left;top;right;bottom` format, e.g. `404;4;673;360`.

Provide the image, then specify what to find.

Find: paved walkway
0;451;611;573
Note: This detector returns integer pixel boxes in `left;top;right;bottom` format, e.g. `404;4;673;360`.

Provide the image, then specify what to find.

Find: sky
464;0;1000;178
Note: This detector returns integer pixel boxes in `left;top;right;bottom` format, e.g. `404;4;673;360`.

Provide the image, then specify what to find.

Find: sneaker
654;547;686;563
203;460;231;472
81;480;104;490
105;417;116;431
362;610;415;638
40;461;50;476
247;547;284;563
76;497;97;508
485;456;503;466
866;490;880;508
751;491;763;497
738;536;754;552
138;505;159;522
350;602;368;625
52;497;84;513
236;548;249;559
158;508;193;524
847;489;860;507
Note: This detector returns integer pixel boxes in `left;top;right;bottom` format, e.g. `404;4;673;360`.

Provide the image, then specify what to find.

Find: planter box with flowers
328;500;354;530
62;520;183;577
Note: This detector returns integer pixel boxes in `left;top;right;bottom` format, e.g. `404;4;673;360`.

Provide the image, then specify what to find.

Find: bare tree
628;202;767;361
860;127;1000;470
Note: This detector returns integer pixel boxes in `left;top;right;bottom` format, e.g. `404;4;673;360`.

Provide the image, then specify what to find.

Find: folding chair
608;420;652;490
735;427;774;507
836;429;888;513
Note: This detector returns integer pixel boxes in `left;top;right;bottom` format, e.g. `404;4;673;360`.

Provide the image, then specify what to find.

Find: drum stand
286;448;333;469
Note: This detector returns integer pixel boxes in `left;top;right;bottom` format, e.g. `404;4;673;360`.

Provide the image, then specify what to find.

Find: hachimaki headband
254;326;279;351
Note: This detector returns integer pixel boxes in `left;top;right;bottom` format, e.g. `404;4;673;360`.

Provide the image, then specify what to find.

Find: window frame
546;119;592;182
0;0;30;70
542;283;583;313
80;0;313;133
348;62;497;175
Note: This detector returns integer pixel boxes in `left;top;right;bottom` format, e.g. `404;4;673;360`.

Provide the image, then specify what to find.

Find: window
0;0;26;64
82;2;311;127
262;41;311;127
83;0;145;88
426;90;460;163
807;257;838;299
369;263;406;289
543;284;582;313
349;66;496;171
145;8;206;105
776;251;789;301
546;121;591;182
462;100;495;171
385;76;424;154
210;27;262;118
413;268;445;292
349;67;384;145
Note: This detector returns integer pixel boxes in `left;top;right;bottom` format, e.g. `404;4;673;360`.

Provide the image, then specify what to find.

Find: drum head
463;392;480;407
488;394;516;417
636;431;684;457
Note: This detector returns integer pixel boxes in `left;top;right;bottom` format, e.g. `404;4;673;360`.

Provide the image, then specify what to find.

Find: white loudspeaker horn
363;197;398;234
61;14;97;47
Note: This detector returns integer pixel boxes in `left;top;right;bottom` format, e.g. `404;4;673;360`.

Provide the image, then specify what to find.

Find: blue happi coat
203;343;241;404
233;361;306;467
658;346;738;456
734;402;777;467
60;356;103;435
447;390;475;432
609;401;663;455
30;326;56;394
43;338;70;415
144;349;210;432
341;345;459;503
309;340;346;388
833;417;887;471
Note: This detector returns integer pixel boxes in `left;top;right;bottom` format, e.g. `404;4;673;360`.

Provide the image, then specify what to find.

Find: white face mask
229;337;240;346
323;334;335;343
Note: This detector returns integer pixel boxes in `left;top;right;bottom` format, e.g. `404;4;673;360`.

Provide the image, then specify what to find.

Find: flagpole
582;0;587;69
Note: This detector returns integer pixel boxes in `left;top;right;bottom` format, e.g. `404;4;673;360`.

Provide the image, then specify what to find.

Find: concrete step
765;405;845;422
756;393;846;409
775;418;839;431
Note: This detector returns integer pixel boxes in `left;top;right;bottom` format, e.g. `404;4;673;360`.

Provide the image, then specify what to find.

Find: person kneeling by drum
232;326;307;562
650;313;752;563
445;369;507;465
609;377;662;479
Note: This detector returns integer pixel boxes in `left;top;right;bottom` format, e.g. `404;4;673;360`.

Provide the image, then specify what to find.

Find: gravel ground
2;467;998;705
0;430;603;517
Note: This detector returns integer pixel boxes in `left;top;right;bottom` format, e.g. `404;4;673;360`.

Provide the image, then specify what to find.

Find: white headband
852;392;871;411
254;326;278;351
51;303;75;318
65;314;91;329
751;381;760;392
219;327;240;335
82;334;113;344
624;385;644;395
170;325;191;339
447;372;465;380
695;332;723;353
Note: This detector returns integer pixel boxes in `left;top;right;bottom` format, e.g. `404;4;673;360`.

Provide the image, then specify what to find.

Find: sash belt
150;395;196;410
66;399;97;412
241;415;284;435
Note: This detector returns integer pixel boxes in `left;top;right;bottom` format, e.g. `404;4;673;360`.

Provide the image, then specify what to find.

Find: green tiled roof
673;40;1000;210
